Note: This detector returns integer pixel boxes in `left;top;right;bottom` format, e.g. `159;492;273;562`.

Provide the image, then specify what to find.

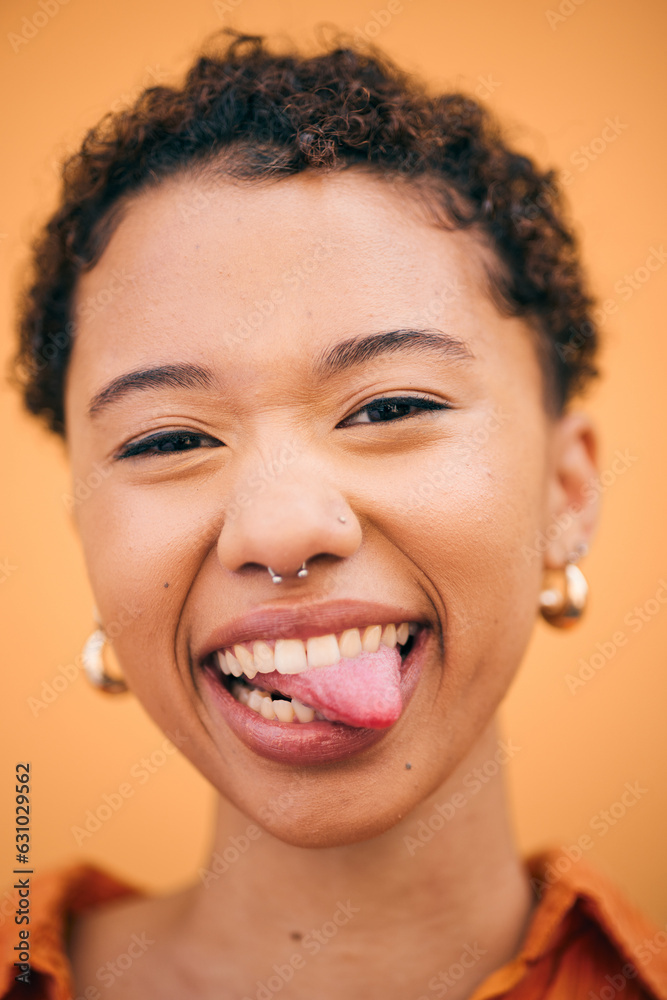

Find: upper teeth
215;621;415;678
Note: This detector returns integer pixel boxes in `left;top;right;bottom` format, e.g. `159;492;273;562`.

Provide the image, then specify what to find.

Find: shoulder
472;849;667;999
0;864;141;999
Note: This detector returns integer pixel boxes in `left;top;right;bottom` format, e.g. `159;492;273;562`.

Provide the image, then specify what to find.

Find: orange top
0;852;666;998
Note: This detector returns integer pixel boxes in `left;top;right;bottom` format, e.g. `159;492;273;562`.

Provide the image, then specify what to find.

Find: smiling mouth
203;621;419;729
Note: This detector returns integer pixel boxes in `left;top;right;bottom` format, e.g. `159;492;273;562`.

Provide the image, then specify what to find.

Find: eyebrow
314;328;474;377
87;329;473;417
87;363;217;417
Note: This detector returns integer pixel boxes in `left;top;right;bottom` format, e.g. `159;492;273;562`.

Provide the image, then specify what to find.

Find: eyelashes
338;395;450;427
115;395;451;459
116;430;223;459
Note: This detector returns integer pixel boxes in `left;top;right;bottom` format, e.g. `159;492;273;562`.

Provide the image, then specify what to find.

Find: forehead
67;169;527;400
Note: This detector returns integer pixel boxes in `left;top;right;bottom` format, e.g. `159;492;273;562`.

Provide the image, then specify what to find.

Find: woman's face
65;170;587;846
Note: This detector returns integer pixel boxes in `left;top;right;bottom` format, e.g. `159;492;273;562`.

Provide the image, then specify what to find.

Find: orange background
1;0;666;923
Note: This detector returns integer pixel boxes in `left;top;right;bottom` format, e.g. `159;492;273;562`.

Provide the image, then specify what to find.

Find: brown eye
339;396;450;427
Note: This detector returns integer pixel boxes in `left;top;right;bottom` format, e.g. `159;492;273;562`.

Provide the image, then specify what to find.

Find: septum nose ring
267;563;308;584
267;514;348;584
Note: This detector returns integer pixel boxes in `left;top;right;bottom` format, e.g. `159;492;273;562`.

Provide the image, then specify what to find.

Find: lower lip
199;628;429;766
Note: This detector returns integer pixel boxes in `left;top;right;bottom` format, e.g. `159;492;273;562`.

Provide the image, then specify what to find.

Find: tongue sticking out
251;646;403;728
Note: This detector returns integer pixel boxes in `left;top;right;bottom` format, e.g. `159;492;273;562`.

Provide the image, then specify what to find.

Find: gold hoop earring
539;547;589;629
82;611;128;694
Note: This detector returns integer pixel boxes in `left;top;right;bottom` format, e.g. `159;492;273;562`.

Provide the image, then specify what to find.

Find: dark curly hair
12;29;598;436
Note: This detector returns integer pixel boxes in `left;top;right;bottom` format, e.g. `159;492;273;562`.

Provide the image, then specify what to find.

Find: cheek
75;479;217;677
374;409;547;574
368;412;548;702
75;481;226;768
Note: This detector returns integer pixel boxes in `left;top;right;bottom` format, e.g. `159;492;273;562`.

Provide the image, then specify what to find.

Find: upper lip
196;598;428;665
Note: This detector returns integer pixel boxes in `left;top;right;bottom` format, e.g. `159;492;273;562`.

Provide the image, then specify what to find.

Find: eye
338;395;451;427
116;430;224;459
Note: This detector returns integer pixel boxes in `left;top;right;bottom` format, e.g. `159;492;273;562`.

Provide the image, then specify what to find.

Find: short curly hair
12;29;598;436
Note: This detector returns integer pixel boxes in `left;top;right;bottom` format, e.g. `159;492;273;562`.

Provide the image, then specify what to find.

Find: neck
176;720;534;999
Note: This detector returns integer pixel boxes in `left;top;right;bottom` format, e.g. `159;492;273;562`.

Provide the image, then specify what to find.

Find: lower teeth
230;681;320;723
224;631;415;725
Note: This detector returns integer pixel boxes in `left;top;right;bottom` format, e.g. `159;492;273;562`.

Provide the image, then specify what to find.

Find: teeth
272;699;295;722
234;644;257;679
233;682;315;724
260;698;277;721
381;623;397;648
216;621;416;683
361;625;382;653
225;650;243;677
292;698;315;723
253;641;275;673
231;682;250;705
224;616;419;723
247;689;269;712
338;628;362;658
306;634;341;669
274;638;308;674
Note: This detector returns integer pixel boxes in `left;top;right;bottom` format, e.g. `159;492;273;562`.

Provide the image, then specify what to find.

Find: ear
543;410;600;570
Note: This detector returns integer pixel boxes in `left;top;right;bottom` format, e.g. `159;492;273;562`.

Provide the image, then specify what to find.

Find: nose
216;472;362;583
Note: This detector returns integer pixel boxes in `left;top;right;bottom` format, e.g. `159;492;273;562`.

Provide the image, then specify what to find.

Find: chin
247;801;409;850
